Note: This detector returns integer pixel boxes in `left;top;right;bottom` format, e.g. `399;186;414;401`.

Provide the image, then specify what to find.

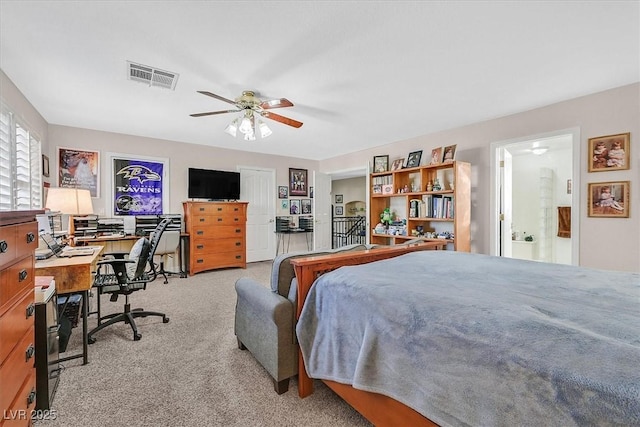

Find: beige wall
2;68;638;271
320;83;640;272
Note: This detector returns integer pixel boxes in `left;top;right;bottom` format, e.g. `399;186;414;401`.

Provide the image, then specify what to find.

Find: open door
500;149;513;257
313;171;332;251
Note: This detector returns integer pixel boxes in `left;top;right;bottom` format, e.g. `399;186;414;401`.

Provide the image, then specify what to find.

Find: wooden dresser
183;201;248;275
1;210;42;427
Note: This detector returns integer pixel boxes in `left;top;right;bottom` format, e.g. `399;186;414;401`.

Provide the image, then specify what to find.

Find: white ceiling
1;1;638;161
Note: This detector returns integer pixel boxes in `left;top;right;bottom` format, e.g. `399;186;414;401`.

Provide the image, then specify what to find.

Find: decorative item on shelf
430;148;442;165
427;181;433;192
380;208;393;229
382;184;394;195
373;155;390;173
442;144;457;162
403;184;409;193
406;150;422;168
432;178;442;191
524;234;534;242
391;158;404;171
416;225;424;236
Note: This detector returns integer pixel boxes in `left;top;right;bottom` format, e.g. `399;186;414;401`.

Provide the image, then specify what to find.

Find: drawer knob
26;303;35;318
235;229;241;233
27;388;36;406
0;240;7;253
199;207;205;211
18;269;28;282
217;207;222;211
217;218;222;222
26;232;36;243
196;244;204;249
25;344;35;361
235;242;241;246
235;255;242;259
196;230;204;235
196;259;204;264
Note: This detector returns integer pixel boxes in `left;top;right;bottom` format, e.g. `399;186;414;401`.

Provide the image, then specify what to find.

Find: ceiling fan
190;90;303;134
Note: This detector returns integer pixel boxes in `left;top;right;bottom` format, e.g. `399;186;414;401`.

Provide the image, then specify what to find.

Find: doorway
490;128;580;265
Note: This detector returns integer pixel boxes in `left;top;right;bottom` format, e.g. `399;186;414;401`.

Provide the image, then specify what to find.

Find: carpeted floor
35;261;370;427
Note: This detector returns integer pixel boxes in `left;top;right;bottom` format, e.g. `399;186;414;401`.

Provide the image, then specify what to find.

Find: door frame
489;127;581;265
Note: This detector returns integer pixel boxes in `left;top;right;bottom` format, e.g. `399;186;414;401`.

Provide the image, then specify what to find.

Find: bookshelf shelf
369;160;470;251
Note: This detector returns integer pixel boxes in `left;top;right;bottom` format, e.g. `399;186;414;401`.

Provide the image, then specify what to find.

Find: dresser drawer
191;237;244;255
191;225;245;239
0;257;34;312
0;225;18;271
0;289;35;363
190;214;244;227
188;203;244;216
192;251;245;272
0;326;35;415
1;371;36;427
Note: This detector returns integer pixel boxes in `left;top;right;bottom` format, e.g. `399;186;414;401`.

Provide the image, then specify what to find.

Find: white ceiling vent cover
127;61;179;90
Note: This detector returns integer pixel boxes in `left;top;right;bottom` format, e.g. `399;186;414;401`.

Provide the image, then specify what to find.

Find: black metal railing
332;216;366;248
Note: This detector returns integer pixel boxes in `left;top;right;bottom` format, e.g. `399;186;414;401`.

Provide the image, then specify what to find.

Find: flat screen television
188;168;240;200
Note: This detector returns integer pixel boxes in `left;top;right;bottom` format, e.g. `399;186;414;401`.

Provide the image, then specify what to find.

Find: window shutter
0;111;12;210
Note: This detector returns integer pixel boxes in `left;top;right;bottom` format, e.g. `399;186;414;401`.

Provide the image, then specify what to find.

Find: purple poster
113;158;163;215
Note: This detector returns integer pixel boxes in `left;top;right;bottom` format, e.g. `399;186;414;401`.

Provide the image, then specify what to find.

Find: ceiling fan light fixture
224;118;239;137
259;121;272;138
243;130;256;141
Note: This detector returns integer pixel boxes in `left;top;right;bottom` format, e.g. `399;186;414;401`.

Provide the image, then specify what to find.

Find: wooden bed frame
290;242;443;427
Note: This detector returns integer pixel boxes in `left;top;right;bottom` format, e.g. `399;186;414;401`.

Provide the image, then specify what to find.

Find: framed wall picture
373;155;389;173
301;199;312;214
335;205;344;215
442;144;457;162
290;199;301;215
391;158;404;171
281;199;289;210
289;168;308;196
57;147;100;197
278;185;288;199
430;147;442;165
42;154;50;177
310;186;314;198
406;150;422;168
588;132;630;172
587;181;630;218
335;194;343;203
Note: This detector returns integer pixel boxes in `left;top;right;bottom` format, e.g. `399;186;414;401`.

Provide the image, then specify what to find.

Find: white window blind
0;105;42;211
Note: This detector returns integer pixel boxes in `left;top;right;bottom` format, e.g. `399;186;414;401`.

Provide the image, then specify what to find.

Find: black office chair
88;218;171;343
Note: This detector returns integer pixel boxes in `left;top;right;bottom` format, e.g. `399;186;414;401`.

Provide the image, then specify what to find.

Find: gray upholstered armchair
234;244;369;394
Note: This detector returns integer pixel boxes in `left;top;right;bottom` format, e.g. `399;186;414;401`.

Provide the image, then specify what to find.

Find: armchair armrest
235;278;293;325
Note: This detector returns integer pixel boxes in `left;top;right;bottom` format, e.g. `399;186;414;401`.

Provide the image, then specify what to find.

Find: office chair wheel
163;316;170;323
134;333;142;341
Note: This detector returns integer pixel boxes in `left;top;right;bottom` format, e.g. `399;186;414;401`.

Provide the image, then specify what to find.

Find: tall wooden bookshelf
369;161;471;251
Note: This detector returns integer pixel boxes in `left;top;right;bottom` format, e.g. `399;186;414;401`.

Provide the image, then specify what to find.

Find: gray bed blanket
296;251;640;427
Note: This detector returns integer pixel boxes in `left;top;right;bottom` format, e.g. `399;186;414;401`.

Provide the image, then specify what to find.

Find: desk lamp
44;187;94;244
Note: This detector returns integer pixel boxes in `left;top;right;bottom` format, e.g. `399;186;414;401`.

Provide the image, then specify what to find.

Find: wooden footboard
291;242;443;426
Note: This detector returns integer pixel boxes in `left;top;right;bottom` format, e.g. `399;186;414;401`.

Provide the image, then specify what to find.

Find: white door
239;166;276;262
500;149;513;257
313;171;332;250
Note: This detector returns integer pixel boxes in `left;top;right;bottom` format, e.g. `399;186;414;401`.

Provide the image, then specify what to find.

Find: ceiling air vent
127;61;179;90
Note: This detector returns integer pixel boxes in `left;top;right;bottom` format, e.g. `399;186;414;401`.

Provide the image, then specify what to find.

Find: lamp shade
45;188;94;215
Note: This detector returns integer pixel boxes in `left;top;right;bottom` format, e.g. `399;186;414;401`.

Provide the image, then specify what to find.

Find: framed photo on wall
301;199;312;214
335;194;343;203
289;168;308;196
373;155;389;173
290;199;301;215
42;155;50;177
278;185;288;199
587;181;630;218
588;132;630;172
335;205;344;215
406;150;422;168
57;147;100;197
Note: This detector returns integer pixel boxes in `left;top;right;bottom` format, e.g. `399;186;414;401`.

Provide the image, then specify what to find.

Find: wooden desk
35;247;103;365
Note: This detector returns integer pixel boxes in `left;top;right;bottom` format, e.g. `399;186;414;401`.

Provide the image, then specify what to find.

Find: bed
291;248;640;427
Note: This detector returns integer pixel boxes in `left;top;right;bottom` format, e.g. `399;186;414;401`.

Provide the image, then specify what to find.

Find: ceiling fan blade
260;98;294;110
261;111;303;128
197;91;237;106
190;109;240;117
